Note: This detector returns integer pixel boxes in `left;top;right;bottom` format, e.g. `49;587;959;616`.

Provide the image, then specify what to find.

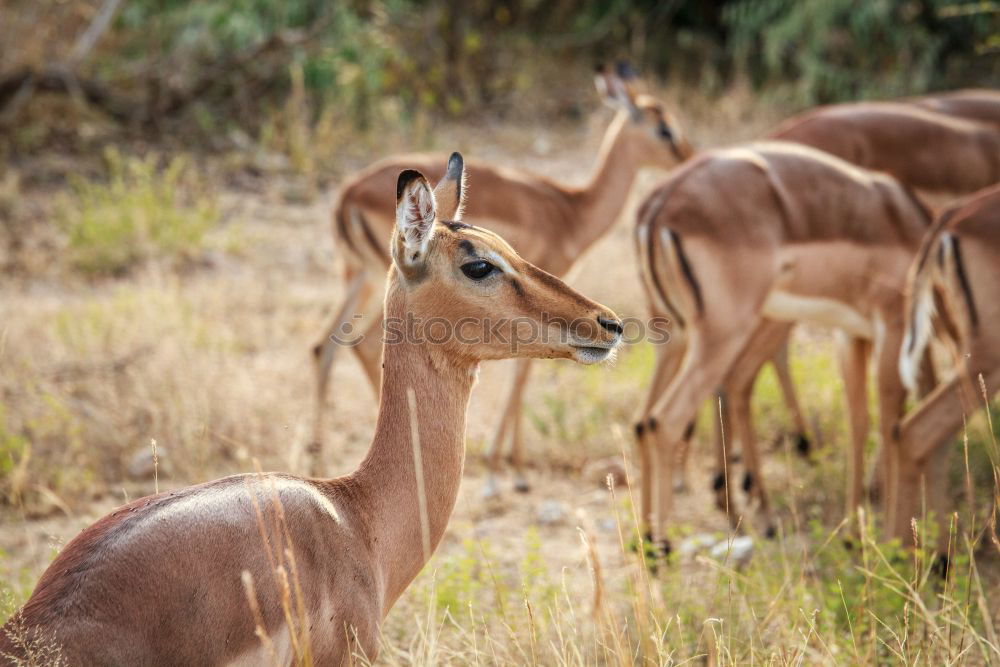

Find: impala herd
3;66;999;664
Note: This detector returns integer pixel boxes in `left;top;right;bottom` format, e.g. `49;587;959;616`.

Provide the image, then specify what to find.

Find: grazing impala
893;184;1000;546
632;142;933;547
910;88;1000;128
311;64;690;494
680;90;1000;520
768;101;1000;194
0;155;622;665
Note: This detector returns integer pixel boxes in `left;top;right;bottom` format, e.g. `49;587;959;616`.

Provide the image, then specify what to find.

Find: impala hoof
765;524;777;540
656;538;672;557
628;532;672;565
711;472;726;491
795;433;812;458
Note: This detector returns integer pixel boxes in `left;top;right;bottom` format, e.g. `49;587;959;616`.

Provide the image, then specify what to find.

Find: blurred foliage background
1;0;997;157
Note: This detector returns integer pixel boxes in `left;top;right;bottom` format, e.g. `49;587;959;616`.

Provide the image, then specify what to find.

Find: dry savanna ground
2;87;999;664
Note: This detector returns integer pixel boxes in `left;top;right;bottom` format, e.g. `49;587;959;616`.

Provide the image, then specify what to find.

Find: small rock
709;535;754;567
678;533;719;558
536;500;568;525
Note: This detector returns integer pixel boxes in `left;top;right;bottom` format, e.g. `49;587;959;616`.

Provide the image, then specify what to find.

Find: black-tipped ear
394;170;436;273
594;61;639;114
446;152;463;181
434;151;467;222
397;169;423;202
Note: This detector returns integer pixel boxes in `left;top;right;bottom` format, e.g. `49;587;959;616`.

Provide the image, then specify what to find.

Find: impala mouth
570;343;619;365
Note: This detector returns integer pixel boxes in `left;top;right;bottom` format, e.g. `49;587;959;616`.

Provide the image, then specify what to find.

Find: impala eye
658;121;674;141
461;260;497;281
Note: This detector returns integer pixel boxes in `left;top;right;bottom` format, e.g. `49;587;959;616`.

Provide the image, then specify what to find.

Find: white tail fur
900;233;951;390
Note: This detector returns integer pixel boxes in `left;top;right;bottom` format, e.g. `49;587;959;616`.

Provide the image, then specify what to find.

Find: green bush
61;149;217;275
725;0;998;105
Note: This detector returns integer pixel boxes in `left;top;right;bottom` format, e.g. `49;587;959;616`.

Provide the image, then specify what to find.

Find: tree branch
68;0;127;67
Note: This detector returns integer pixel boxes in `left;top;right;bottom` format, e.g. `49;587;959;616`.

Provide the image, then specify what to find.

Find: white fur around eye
484;250;516;276
397;182;437;262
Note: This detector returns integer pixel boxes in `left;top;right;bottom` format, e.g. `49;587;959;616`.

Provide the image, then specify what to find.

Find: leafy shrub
61;148;217;275
724;0;999;105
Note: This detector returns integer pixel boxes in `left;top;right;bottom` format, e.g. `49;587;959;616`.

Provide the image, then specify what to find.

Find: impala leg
352;311;387;390
892;366;1000;546
311;270;372;468
482;359;533;497
635;338;686;535
870;341;946;506
647;326;760;547
674;425;693;492
874;316;908;541
722;320;795;536
925;434;954;555
712;391;737;523
917;348;939;399
772;338;811;456
502;360;535;493
483;411;511;500
727;382;774;534
837;335;871;517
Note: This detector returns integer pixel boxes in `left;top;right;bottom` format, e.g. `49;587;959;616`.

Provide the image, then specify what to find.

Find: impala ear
394;169;437;273
433;152;466;222
594;62;640;118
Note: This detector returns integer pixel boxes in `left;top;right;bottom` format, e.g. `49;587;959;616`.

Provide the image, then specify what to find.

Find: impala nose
598;315;623;337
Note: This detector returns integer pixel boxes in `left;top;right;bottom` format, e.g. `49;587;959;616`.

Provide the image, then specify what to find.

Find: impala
0;155;622;665
768;100;1000;194
633;142;932;548
910;88;1000;128
678;89;1000;521
893;183;1000;546
311;64;691;495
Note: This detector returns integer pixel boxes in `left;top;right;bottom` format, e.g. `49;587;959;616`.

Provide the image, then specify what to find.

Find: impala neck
351;283;475;610
568;111;644;252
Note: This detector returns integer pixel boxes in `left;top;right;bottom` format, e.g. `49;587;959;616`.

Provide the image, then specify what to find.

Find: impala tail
333;188;389;268
900;225;979;391
635;199;702;332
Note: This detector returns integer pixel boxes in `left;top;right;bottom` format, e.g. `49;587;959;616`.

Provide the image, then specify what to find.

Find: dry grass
1;85;999;664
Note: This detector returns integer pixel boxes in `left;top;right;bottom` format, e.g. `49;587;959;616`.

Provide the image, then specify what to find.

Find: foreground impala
311;64;690;493
633;142;932;546
0;155;622;665
893;184;1000;545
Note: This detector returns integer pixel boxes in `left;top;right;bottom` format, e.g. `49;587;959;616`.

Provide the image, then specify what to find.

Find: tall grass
61;149;217;276
374;476;998;663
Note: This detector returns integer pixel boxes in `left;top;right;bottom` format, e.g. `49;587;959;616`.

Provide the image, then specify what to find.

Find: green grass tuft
61;148;217;276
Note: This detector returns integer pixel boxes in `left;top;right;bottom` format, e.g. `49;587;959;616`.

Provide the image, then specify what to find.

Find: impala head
594;62;693;165
389;153;623;365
